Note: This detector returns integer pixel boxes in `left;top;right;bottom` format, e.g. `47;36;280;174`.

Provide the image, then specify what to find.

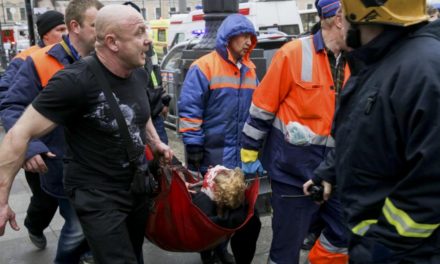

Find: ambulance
149;19;170;61
168;0;303;48
1;24;29;56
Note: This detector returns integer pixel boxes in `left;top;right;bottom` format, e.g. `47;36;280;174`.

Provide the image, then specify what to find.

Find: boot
200;250;220;264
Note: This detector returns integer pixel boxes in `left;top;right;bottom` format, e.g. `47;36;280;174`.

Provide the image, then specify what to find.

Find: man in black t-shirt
0;5;173;264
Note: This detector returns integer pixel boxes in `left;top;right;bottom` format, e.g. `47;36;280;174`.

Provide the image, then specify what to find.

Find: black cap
36;10;65;38
123;1;142;13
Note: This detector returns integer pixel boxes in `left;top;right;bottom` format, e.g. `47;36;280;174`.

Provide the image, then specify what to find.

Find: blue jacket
0;41;44;106
178;14;258;171
0;35;79;198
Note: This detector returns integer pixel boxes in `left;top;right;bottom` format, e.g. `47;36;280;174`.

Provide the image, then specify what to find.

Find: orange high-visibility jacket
0;36;77;197
15;45;42;60
242;33;350;187
178;14;258;171
30;44;64;87
0;44;43;101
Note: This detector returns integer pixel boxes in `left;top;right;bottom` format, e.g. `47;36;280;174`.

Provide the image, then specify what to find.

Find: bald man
0;1;103;262
0;5;172;264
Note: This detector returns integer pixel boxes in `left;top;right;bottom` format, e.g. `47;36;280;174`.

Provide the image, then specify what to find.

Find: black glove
130;168;159;197
307;185;324;202
161;94;171;107
186;145;204;171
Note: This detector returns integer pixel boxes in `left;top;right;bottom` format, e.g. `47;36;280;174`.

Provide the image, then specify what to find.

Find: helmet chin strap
346;24;362;49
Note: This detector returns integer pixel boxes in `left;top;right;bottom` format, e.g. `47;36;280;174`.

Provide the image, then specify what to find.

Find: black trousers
67;188;149;264
231;210;262;264
24;171;58;235
202;210;262;264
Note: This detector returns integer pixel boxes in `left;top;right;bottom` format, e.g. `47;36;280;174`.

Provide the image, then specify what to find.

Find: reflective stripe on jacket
0;36;78;198
178;14;258;170
0;44;43;105
308;233;348;263
317;22;440;261
242;33;349;187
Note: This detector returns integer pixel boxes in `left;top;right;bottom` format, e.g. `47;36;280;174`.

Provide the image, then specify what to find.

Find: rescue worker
0;10;66;250
0;0;103;262
0;9;66;250
240;0;350;263
304;0;440;263
0;10;66;107
178;13;261;264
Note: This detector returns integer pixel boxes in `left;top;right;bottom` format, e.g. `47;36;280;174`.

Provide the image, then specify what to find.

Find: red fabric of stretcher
145;165;260;252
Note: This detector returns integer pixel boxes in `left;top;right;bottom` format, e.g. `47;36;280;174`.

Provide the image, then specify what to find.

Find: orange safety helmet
341;0;429;27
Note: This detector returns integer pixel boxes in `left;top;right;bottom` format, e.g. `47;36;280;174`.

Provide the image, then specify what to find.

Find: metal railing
161;69;182;132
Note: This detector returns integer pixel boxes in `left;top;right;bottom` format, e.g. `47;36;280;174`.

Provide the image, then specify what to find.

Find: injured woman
145;162;261;264
190;165;248;229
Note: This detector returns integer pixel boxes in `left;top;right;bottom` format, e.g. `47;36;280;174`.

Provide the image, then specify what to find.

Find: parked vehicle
168;0;303;49
149;19;170;61
16;39;30;53
1;24;29;61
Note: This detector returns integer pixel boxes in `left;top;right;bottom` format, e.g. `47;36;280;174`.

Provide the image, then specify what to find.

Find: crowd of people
0;0;440;264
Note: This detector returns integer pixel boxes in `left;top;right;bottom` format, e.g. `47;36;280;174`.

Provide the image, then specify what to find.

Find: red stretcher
144;165;260;252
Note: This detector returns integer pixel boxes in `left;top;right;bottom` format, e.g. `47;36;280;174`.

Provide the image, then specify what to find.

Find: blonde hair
213;168;247;210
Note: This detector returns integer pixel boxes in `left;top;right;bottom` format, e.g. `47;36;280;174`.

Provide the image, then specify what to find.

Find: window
20;7;26;21
6;8;13;21
169;33;186;48
162;46;183;71
176;33;185;44
300;11;319;33
307;4;313;9
260;24;300;35
278;24;300;35
157;29;166;42
155;8;161;19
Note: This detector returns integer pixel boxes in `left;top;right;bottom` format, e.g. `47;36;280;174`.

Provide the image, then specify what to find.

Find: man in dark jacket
304;0;440;263
123;1;171;145
0;10;66;251
144;42;171;144
0;4;172;264
0;0;103;262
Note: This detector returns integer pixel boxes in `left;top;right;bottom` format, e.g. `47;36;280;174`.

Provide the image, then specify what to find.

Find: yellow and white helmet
341;0;429;27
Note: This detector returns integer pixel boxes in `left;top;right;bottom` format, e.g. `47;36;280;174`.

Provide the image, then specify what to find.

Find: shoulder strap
84;56;140;164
